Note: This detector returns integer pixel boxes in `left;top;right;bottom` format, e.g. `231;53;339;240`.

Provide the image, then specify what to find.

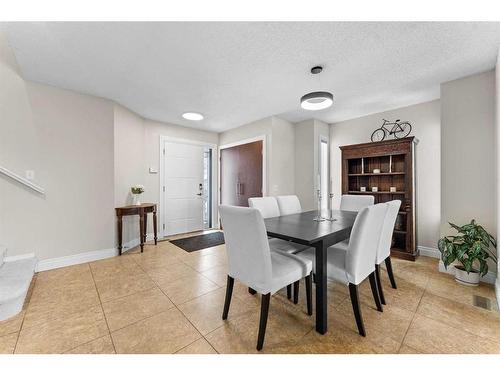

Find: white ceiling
3;22;500;132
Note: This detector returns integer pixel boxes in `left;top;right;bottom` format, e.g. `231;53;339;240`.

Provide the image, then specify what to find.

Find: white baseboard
438;260;497;285
418;246;496;285
4;252;37;262
417;245;441;258
5;232;157;272
37;248;118;272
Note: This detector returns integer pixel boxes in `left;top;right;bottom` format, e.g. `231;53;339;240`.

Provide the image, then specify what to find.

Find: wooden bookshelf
340;137;417;261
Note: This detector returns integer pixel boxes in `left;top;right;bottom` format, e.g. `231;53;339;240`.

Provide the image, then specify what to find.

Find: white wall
441;71;496;238
270;117;296;196
330;100;441;249
294;120;315;210
1;31;116;260
114;104;218;245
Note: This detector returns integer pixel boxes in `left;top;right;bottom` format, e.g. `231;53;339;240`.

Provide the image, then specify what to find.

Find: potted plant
131;185;145;205
438;220;497;286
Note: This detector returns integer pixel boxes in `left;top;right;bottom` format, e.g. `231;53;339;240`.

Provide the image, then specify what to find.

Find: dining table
264;209;357;334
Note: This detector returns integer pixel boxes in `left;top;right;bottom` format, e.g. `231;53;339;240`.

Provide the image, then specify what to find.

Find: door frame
319;134;330;210
218;135;267;221
159;135;218;238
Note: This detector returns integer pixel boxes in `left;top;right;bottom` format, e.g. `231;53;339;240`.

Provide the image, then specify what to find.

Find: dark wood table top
116;203;156;211
264;210;357;246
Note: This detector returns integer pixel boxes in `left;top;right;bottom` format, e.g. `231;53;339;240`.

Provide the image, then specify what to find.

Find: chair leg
222;276;234;320
257;293;271;351
248;287;257;295
369;272;383;312
348;283;366;337
385;257;397;289
374;264;386;305
286;284;292;299
293;281;299;304
305;273;313;316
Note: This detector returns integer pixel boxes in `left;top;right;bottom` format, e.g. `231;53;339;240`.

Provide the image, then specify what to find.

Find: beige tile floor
1;233;499;354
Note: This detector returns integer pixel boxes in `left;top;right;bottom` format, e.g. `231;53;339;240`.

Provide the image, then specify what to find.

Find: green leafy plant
131;184;145;194
438;220;497;276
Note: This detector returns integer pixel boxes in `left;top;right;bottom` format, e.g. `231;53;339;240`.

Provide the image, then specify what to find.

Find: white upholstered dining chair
248;196;311;300
374;200;401;304
248;197;309;257
276;195;302;216
336;194;375;250
340;194;375;212
296;203;388;337
219;205;313;350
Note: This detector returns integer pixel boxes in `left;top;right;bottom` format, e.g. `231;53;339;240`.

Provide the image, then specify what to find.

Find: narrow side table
115;203;158;255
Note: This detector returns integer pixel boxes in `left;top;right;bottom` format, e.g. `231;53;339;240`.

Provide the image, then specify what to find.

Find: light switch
149;167;158;174
26;170;35;180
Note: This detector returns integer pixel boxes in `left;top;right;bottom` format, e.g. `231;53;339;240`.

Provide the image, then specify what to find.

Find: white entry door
164;141;205;236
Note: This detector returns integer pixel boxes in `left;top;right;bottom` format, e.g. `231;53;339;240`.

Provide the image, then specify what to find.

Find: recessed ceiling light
300;91;334;111
182;112;204;121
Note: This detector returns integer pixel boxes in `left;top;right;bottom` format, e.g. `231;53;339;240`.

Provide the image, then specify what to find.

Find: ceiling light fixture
182;112;204;121
300;66;334;111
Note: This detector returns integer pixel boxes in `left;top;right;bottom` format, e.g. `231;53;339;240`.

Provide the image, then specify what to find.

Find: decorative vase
132;194;141;206
454;265;480;286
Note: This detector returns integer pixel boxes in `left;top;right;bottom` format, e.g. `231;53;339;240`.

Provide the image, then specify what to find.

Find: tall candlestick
313;188;326;222
326;178;336;222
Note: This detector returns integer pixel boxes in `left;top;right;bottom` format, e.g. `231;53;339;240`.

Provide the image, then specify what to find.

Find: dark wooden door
220;140;263;206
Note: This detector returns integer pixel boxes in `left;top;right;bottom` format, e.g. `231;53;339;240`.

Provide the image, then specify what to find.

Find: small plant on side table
131;185;145;206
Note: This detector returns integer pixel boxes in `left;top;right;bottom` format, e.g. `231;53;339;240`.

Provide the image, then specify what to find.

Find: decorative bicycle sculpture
371;119;412;142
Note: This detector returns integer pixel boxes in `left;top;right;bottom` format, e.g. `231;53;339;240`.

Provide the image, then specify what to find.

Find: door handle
196;193;202;196
236;182;243;195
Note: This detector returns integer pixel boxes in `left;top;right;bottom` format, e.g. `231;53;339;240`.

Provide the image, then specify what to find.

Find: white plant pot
454;265;480;286
132;194;141;206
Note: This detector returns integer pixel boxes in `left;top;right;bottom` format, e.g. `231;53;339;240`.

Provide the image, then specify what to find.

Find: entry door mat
170;232;225;252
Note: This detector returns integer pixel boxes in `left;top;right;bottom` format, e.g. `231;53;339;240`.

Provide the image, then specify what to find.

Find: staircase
0;245;37;321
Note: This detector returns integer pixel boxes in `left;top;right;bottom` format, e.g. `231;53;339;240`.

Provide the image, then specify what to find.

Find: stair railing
0;165;45;195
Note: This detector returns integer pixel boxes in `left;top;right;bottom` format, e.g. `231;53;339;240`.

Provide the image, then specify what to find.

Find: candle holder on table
326;192;337;222
313;189;326;222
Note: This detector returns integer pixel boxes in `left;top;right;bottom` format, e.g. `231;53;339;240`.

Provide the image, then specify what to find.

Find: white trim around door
159;135;218;239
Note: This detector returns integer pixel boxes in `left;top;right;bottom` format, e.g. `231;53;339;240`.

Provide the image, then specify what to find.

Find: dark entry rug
170;232;225;252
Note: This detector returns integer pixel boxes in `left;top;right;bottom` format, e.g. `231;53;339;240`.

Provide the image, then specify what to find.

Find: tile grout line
88;262;118;354
128;246;214;354
397;273;431;353
11;275;36;354
414;278;500;347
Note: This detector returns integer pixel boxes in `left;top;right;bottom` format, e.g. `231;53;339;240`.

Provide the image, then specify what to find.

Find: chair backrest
219;205;272;290
345;203;387;284
376;200;402;264
248;197;280;218
340;194;375;212
276;195;302;216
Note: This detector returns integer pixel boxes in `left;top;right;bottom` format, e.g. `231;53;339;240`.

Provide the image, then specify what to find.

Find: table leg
117;215;123;256
153;209;158;245
315;240;328;334
143;213;148;243
139;213;145;253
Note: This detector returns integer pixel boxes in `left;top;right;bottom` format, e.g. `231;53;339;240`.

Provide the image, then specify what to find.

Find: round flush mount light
182;112;204;121
300;91;334;111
